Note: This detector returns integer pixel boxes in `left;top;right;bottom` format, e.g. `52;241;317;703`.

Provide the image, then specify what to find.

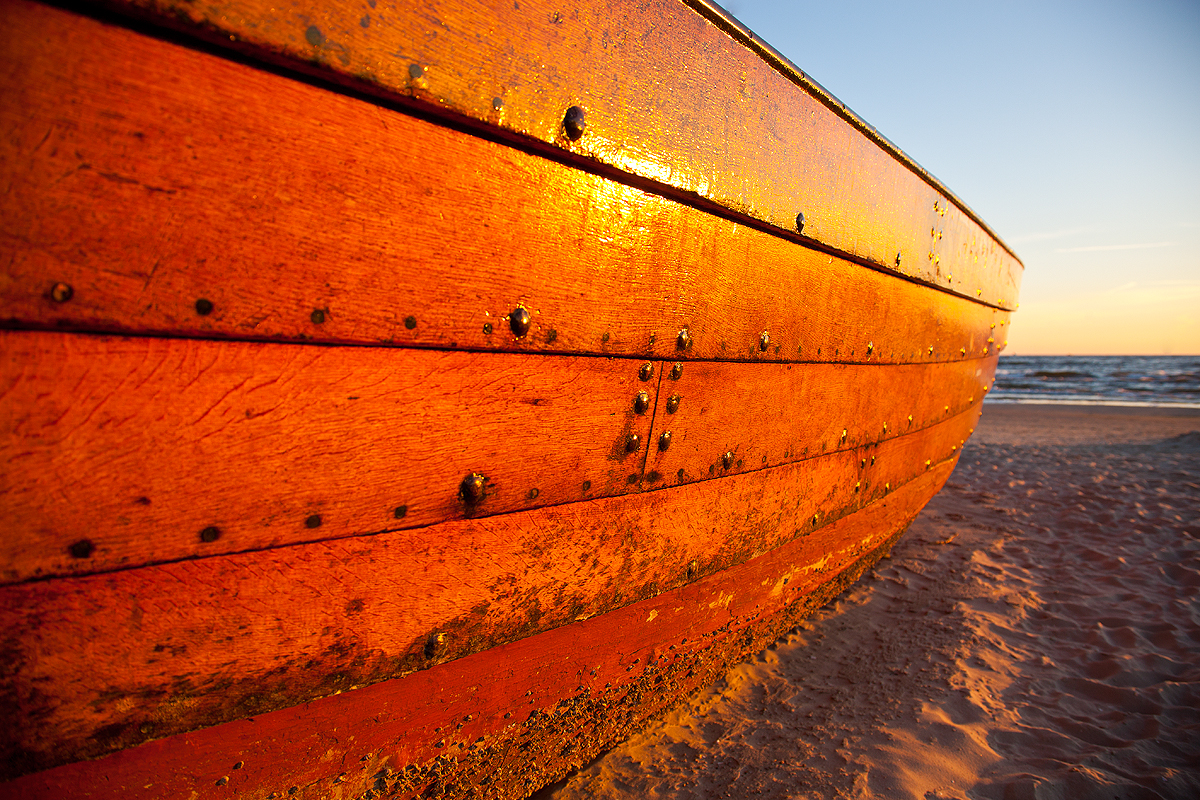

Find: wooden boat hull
0;0;1020;796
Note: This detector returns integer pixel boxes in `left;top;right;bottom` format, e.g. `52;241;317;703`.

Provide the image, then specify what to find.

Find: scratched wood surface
0;457;957;789
0;330;659;584
648;357;996;483
0;0;1012;361
1;330;995;584
75;0;1022;307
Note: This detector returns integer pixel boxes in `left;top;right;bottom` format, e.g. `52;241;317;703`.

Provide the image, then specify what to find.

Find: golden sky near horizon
728;0;1200;356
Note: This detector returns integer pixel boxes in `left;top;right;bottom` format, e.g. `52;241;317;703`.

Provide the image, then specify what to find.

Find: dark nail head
404;315;417;330
310;309;325;324
68;539;95;559
722;451;733;469
625;433;641;453
195;298;214;316
50;282;73;303
305;514;322;529
483;322;493;334
393;505;408;519
670;362;683;380
563;105;586;140
658;431;672;451
408;63;424;79
460;473;486;503
895;251;902;266
759;331;770;351
509;306;531;337
676;328;692;350
634;391;650;414
666;394;680;413
199;526;220;543
795;212;805;233
639;362;654;381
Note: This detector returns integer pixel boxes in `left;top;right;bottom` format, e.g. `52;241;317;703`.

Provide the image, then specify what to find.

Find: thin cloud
1055;241;1175;253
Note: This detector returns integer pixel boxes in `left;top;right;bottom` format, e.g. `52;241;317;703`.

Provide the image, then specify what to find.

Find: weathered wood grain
648;357;996;483
0;457;956;790
0;330;659;583
1;330;995;584
73;0;1022;307
0;406;974;777
0;0;1012;361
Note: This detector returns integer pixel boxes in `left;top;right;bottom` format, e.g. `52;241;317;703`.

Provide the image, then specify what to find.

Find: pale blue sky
721;0;1200;353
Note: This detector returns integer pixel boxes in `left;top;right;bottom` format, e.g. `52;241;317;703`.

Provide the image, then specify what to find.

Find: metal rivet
895;252;902;266
867;341;874;354
424;632;444;659
50;282;73;303
305;514;322;529
404;315;417;330
722;451;733;469
483;322;493;334
68;539;94;558
795;212;805;233
216;777;228;787
492;97;504;109
394;505;407;519
509;306;531;337
563;105;586;140
582;480;591;492
670;362;683;380
195;298;214;316
658;431;672;451
676;328;692;350
666;395;680;414
759;331;770;351
634;390;650;413
639;361;654;381
199;526;220;543
408;63;424;79
234;762;244;770
460;473;486;504
311;309;325;324
625;433;641;453
871;456;876;466
686;560;697;580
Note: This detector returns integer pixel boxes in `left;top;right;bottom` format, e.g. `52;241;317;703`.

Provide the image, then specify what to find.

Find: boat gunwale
44;0;1019;310
684;0;1022;265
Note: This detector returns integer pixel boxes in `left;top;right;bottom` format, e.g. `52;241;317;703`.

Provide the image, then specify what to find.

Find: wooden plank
0;460;954;796
1;330;995;584
0;408;975;777
0;330;658;584
0;1;1016;360
80;0;1022;307
647;357;996;484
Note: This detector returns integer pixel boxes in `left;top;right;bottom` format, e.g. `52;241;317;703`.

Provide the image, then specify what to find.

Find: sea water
989;355;1200;408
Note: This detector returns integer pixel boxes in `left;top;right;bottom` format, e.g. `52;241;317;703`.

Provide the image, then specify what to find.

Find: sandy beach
542;403;1200;799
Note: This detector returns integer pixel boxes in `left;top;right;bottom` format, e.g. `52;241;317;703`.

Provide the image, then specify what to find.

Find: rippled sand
543;404;1200;799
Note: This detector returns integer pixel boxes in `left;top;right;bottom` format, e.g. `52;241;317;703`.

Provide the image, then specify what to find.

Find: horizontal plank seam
60;0;1018;309
682;0;1020;263
0;323;1007;368
5;407;975;587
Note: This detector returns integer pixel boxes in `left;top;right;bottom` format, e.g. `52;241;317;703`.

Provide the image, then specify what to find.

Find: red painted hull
0;0;1020;797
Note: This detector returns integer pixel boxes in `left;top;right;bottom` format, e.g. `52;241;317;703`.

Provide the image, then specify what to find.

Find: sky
720;0;1200;355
